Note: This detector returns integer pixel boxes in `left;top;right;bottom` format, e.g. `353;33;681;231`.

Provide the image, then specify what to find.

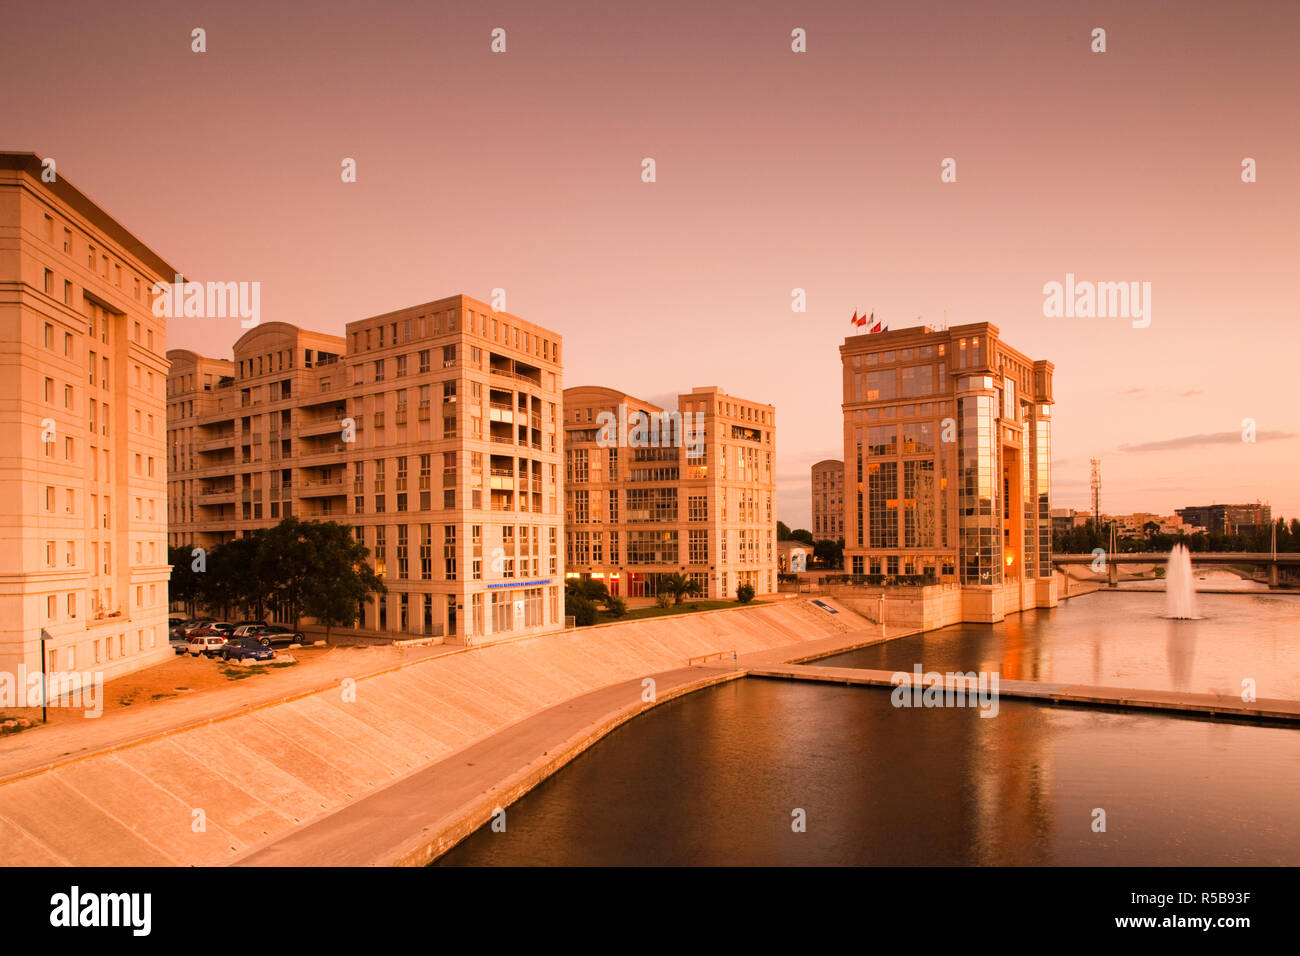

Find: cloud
1119;430;1296;453
1180;389;1204;397
1119;387;1146;396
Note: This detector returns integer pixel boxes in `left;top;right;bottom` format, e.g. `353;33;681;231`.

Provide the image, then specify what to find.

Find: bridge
1052;552;1300;588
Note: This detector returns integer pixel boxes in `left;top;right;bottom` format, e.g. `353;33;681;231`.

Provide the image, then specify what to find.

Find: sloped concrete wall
0;598;868;866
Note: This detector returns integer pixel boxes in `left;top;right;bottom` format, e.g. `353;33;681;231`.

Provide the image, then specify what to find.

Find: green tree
566;577;609;605
813;538;843;569
735;583;756;603
259;518;322;630
659;572;700;605
789;527;814;545
168;546;202;617
567;595;598;626
201;535;266;620
301;522;386;642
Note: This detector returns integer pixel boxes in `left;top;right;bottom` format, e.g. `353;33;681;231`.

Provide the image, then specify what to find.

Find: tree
567;594;597;626
201;534;266;620
777;520;793;541
168;546;203;616
736;583;756;603
659;572;700;605
789;527;814;545
566;577;609;605
300;522;386;642
259;518;321;630
813;538;843;569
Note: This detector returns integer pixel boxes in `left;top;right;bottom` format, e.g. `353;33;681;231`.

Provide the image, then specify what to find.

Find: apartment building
562;385;776;600
841;322;1055;621
810;458;845;540
1175;502;1272;536
0;153;174;682
167;296;565;644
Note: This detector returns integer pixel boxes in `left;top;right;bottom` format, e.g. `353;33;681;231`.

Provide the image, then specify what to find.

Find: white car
188;635;228;657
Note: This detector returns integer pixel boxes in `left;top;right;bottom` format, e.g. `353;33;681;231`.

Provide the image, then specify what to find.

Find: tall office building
841;322;1055;621
0;153;175;681
167;296;565;644
810;459;845;540
562;385;777;600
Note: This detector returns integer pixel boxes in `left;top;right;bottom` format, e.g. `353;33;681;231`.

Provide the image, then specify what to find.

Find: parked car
188;634;228;657
231;619;268;630
231;623;268;639
221;637;276;662
170;636;191;655
249;625;305;646
191;622;235;638
169;616;187;628
181;618;216;636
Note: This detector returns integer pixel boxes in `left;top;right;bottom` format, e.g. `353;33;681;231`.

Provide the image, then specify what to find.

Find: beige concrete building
841;322;1056;621
810;458;845;540
562;385;776;600
168;296;565;644
0;153;175;683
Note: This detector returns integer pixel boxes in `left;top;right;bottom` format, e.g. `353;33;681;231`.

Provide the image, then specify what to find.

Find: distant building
1175;503;1272;535
562;385;776;600
778;540;814;574
1050;508;1076;539
841;322;1056;621
810;459;844;540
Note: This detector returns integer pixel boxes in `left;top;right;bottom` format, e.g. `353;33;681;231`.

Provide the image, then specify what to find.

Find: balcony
299;477;346;498
197;487;236;504
295;441;348;465
194;434;235;452
297;413;349;438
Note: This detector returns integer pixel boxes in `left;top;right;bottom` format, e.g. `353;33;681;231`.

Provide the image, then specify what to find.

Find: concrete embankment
0;598;878;866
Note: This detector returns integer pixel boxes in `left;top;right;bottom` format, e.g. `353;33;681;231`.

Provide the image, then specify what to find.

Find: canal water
437;592;1300;866
816;591;1300;700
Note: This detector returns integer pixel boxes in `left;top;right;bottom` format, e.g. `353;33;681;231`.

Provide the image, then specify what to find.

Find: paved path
0;598;882;865
234;624;916;867
748;664;1300;722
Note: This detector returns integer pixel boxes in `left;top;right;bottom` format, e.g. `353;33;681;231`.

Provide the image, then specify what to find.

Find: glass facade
867;461;898;548
1035;414;1051;577
958;390;1001;585
843;330;1051;596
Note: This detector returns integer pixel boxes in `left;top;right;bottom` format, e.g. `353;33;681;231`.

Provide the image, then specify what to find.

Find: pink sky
4;0;1297;528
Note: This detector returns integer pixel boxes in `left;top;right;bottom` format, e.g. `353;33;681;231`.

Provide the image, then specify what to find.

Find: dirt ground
0;644;334;730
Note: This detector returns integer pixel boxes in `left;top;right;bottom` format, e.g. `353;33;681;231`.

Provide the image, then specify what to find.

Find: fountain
1165;544;1198;619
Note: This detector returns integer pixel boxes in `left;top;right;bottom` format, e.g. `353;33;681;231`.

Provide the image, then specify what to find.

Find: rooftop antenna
1090;458;1102;526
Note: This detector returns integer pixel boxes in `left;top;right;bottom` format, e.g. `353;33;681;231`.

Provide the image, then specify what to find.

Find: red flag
849;310;859;327
868;313;881;333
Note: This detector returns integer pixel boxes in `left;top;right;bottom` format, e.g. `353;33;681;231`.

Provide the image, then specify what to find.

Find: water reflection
1165;619;1198;692
437;679;1300;866
816;591;1300;700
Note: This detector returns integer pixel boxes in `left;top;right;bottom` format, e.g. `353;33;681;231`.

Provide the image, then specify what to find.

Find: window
420;524;432;579
443;525;457;579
